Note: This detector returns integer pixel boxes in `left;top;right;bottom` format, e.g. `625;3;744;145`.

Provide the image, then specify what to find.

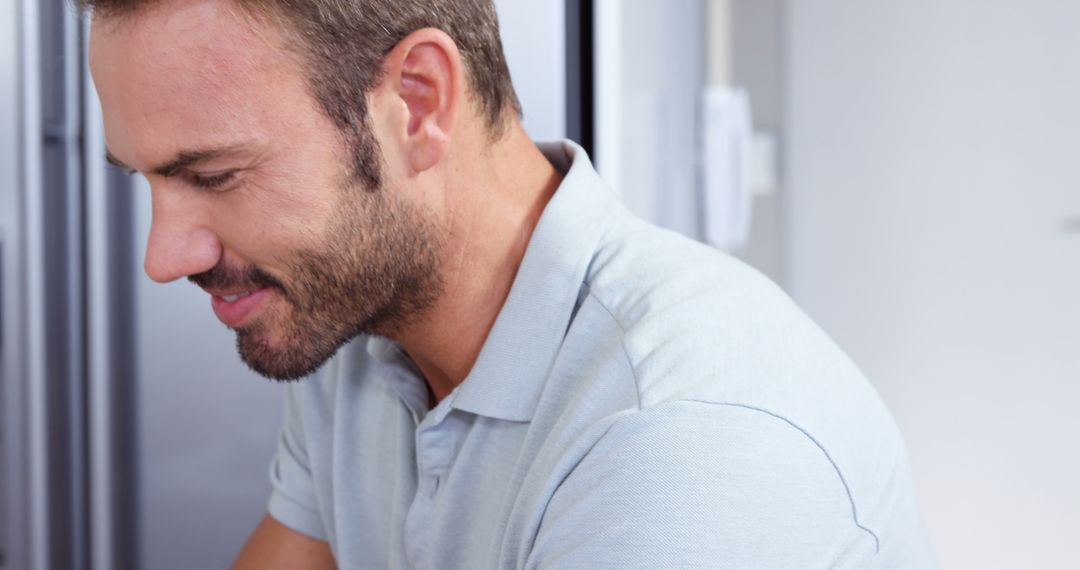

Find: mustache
188;261;285;294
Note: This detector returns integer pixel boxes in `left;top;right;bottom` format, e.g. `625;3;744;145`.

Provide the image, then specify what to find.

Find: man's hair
79;0;522;190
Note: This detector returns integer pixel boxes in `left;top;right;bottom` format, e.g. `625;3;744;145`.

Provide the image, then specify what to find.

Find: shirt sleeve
526;400;882;569
266;383;328;541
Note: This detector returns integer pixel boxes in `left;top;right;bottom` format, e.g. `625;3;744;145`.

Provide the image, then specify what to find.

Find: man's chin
234;327;337;382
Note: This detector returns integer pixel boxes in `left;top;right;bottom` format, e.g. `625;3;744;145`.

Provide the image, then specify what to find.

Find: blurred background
1;0;1078;568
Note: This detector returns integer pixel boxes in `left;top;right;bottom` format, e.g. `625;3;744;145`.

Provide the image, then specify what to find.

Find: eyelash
189;171;236;189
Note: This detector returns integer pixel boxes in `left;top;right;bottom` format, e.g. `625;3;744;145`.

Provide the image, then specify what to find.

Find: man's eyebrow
104;147;246;177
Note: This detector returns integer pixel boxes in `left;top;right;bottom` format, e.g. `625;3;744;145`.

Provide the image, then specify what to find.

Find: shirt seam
538;400;883;559
572;268;880;554
676;399;883;554
582;290;642;411
527;409;639;563
552;283;884;557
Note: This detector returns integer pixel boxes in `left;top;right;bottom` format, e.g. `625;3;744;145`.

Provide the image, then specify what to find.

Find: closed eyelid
189;170;238;189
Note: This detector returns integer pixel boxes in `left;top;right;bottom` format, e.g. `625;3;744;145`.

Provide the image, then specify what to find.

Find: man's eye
189;171;236;189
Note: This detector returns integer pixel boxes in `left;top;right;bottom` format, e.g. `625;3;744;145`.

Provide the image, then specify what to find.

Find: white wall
732;0;785;283
786;1;1080;567
494;0;566;141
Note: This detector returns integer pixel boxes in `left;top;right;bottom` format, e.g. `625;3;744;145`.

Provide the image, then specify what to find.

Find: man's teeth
222;291;252;303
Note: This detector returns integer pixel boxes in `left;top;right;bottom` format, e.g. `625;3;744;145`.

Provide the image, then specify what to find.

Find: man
85;0;934;567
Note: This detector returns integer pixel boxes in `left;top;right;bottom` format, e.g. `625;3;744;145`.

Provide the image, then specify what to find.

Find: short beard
191;180;444;382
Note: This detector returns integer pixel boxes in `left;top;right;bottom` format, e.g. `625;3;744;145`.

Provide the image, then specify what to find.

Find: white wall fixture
701;86;754;251
593;0;706;238
750;130;778;196
701;0;754;252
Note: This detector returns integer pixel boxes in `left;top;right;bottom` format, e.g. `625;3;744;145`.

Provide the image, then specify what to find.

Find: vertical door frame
592;0;622;194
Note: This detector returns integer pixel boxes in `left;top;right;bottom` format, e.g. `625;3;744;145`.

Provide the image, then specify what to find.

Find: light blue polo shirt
267;141;935;569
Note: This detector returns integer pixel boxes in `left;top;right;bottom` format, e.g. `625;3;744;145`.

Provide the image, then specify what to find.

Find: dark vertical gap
108;166;139;570
565;0;595;158
76;17;95;570
580;0;594;158
39;0;97;568
564;0;582;145
38;1;75;568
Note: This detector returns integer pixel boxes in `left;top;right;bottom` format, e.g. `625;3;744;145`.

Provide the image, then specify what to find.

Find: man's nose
143;185;222;283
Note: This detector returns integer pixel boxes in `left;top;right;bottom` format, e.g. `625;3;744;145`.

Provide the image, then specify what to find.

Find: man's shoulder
585;213;797;333
574;218;915;514
530;397;933;567
577;219;900;445
583;218;857;405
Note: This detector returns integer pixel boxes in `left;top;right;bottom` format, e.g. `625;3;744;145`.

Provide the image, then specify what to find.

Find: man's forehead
88;0;303;170
89;0;282;78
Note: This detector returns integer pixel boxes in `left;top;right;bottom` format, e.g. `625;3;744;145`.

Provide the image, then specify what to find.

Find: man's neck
393;126;563;404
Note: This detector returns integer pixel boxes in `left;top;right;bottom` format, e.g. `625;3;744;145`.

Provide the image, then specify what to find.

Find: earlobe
391;30;461;174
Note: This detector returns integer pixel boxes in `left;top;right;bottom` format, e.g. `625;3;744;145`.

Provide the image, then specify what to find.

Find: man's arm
232;514;337;570
526;401;908;568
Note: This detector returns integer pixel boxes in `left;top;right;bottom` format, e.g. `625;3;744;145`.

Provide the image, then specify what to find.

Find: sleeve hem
268;490;328;542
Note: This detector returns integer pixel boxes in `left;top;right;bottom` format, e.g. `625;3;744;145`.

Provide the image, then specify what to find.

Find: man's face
89;0;443;380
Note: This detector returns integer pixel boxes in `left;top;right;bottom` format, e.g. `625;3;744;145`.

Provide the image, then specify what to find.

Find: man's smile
209;286;274;328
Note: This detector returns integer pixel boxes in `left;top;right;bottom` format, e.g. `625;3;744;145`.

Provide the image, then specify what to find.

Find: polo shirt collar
444;140;616;422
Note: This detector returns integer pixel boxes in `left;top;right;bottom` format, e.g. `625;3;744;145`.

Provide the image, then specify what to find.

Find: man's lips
210;287;273;328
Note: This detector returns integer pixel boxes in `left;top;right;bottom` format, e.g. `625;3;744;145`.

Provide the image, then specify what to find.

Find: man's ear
380;28;462;174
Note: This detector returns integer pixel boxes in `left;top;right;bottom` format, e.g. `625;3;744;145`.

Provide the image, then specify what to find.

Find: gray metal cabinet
3;1;137;568
1;1;21;567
